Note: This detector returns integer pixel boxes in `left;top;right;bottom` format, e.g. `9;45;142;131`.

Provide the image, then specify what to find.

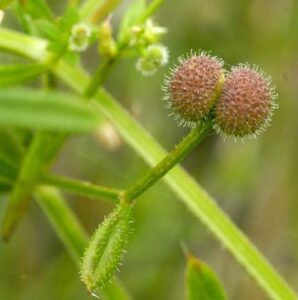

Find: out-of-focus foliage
185;253;227;300
0;89;101;132
0;0;298;299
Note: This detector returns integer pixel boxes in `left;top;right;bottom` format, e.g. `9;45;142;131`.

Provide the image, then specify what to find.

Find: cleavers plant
0;0;296;299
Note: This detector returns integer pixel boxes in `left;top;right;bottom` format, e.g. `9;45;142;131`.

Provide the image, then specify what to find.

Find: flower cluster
136;44;169;76
163;51;277;138
129;19;167;47
68;23;92;52
132;19;169;76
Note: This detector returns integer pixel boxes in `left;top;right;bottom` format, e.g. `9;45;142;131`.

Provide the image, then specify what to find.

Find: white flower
136;44;169;76
68;23;92;52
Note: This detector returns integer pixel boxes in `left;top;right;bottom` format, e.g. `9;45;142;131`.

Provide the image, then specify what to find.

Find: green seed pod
80;202;133;297
163;51;225;128
214;64;277;138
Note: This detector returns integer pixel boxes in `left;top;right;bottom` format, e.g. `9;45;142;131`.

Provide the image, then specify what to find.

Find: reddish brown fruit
215;65;277;138
163;52;224;127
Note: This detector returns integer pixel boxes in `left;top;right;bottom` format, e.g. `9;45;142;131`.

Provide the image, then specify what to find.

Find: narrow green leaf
21;0;54;21
101;278;132;300
0;63;44;87
0;28;48;61
0;175;13;193
0;129;25;164
33;19;60;41
80;0;105;21
186;254;227;300
80;202;133;297
118;0;146;41
0;154;18;180
12;3;36;35
1;132;54;240
58;5;79;33
35;186;88;263
0;89;100;132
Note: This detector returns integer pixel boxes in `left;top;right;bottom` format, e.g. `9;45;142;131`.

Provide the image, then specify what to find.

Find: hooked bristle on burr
163;51;224;128
214;65;277;138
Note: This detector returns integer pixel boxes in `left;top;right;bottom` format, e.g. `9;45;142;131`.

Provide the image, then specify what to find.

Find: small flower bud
98;18;117;58
143;19;167;44
163;51;224;127
129;19;167;47
214;65;277;138
69;23;92;52
136;44;169;76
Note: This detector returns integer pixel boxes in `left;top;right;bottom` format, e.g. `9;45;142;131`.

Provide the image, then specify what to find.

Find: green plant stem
137;0;165;24
123;122;212;202
80;0;122;23
0;29;297;300
42;133;69;163
0;28;48;61
42;173;121;203
35;185;88;263
1;132;50;240
91;0;122;24
84;56;118;98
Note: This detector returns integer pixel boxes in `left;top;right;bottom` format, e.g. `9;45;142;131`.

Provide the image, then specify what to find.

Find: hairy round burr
163;52;224;127
215;65;277;138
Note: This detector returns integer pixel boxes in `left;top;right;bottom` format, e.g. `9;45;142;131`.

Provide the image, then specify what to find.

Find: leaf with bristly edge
0;63;44;87
80;202;133;297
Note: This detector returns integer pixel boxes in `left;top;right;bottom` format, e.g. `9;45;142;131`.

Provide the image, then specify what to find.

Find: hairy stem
84;56;118;98
1;132;50;240
80;0;122;23
42;173;121;204
91;0;122;24
123;122;212;202
35;186;88;262
137;0;165;24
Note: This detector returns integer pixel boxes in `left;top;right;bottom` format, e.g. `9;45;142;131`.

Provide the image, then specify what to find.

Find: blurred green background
1;0;298;299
